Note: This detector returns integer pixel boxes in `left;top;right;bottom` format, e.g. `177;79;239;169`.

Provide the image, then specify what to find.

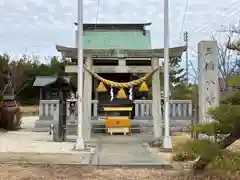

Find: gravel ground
0;164;179;180
0;164;239;180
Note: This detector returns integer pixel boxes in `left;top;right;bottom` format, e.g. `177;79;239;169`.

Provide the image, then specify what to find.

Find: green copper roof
83;30;151;49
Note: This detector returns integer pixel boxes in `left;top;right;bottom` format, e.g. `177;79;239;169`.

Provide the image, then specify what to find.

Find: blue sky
0;0;240;81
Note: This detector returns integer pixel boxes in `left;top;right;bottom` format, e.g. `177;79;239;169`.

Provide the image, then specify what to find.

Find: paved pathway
90;135;167;166
0;116;168;167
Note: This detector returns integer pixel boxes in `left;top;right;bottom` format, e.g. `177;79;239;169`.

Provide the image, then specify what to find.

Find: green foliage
190;77;240;171
169;56;185;85
220;90;240;105
171;83;197;100
138;56;186;99
0;54;67;105
174;139;240;171
193;82;240;137
210;151;240;171
192;123;216;136
209;104;240;135
227;75;240;88
168;57;194;100
173;139;221;161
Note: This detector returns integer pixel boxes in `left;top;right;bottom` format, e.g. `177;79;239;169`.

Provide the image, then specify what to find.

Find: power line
189;0;238;33
95;0;101;25
186;5;240;49
199;5;240;36
180;0;189;39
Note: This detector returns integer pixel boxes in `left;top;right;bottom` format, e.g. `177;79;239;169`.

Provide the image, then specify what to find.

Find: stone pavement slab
0;152;92;165
21;116;39;130
1;117;169;167
0;131;94;165
90;136;168;167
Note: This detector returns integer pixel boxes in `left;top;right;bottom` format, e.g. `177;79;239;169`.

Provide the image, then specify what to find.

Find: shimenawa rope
84;65;160;88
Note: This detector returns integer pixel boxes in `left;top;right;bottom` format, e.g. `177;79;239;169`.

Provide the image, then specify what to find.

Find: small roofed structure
34;76;76;142
33;76;75;100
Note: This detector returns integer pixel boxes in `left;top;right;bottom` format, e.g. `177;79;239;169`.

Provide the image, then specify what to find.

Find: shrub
173;139;221;161
211;151;240;171
173;139;240;172
191;80;240;170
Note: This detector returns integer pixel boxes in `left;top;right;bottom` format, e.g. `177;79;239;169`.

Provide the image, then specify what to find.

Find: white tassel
110;87;114;101
129;87;133;100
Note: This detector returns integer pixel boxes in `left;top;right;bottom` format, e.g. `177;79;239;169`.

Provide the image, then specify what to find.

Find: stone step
34;127;50;132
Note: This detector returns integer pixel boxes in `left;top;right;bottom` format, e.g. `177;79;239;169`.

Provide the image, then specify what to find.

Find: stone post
83;55;93;141
151;56;162;140
198;40;219;139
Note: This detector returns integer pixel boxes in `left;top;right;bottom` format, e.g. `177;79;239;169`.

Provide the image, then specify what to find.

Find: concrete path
0;131;94;165
0;116;168;167
90;135;168;167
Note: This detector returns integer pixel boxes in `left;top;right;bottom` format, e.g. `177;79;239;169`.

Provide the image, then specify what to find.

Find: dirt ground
20;106;38;113
1;164;240;180
20;106;39;116
0;164;171;180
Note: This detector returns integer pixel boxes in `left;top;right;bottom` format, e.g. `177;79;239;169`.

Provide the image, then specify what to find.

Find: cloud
0;0;239;61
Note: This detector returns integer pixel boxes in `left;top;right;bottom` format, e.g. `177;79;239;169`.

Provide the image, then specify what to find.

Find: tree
133;56;186;99
168;56;185;86
168;56;195;100
171;83;197;100
212;25;240;87
0;53;67;105
193;76;240;171
0;54;10;93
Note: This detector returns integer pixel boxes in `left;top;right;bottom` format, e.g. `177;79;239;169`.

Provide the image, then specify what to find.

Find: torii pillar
151;57;163;141
82;55;93;141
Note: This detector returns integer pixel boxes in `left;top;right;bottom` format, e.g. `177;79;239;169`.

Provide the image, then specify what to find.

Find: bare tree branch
211;27;240;86
188;60;198;79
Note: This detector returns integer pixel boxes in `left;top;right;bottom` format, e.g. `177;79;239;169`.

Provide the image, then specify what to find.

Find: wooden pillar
83;55;93;141
151;57;162;140
39;88;43;116
40;88;43;100
93;78;98;100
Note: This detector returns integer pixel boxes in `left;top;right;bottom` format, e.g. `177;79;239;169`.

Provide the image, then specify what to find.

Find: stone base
74;136;85;150
163;136;173;149
34;120;52;132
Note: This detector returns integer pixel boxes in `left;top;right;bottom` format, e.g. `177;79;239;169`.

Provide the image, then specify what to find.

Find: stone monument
198;40;219;138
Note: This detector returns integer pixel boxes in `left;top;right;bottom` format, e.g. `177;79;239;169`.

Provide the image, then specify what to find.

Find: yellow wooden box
105;116;131;128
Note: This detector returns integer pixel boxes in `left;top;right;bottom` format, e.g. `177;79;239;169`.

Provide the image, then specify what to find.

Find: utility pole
184;31;189;84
